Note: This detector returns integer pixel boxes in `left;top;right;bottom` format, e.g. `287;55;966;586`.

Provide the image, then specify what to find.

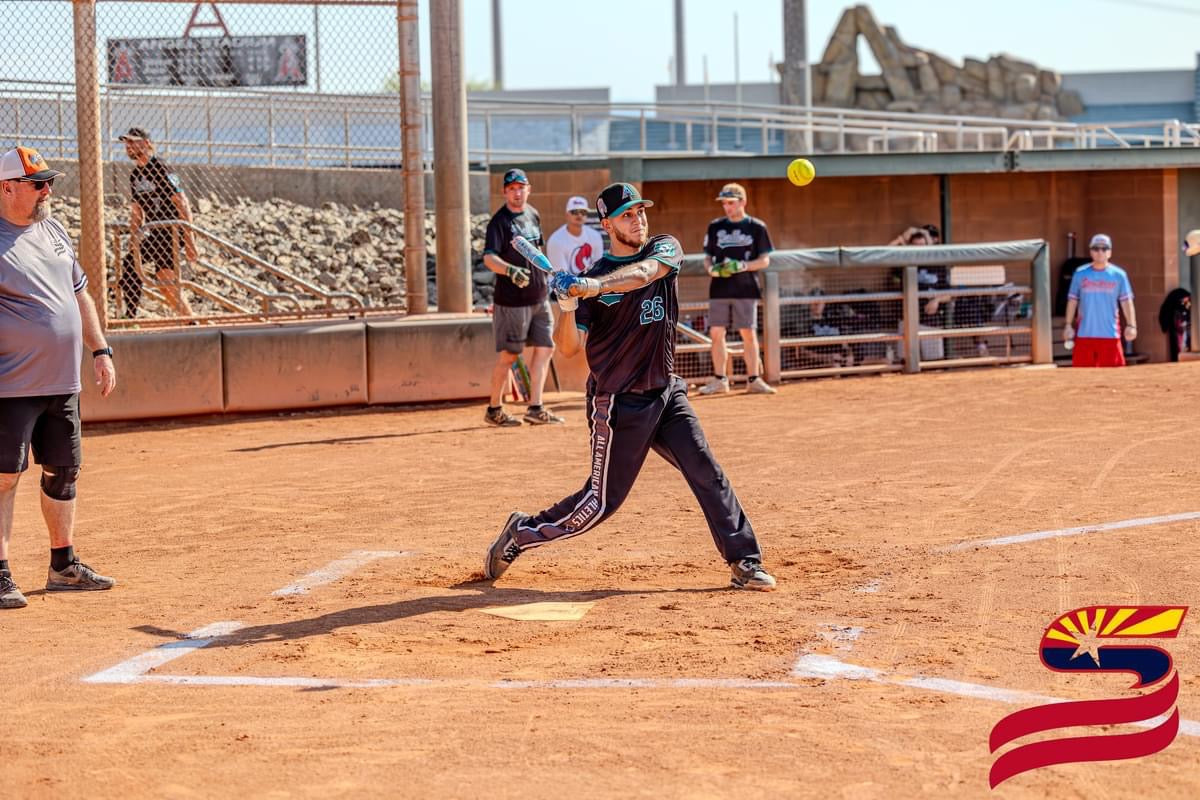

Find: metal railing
672;241;1050;383
5;80;1199;170
106;219;367;327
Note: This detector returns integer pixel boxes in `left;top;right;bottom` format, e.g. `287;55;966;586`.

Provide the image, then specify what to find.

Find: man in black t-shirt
482;182;776;592
118;127;195;317
480;168;563;427
698;183;776;395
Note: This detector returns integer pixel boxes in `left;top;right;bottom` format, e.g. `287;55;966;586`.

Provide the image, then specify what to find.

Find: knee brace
41;466;80;501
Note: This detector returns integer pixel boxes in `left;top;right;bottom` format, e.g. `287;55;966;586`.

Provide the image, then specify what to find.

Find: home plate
479;602;596;621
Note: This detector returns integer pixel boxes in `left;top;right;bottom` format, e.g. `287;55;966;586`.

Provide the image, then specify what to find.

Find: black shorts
0;394;83;473
140;232;181;274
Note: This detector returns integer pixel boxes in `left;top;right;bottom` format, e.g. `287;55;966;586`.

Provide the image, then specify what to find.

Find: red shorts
1072;337;1125;367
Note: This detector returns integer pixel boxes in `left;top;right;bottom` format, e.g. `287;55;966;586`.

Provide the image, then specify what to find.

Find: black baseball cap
502;168;529;187
596;182;653;220
118;127;151;142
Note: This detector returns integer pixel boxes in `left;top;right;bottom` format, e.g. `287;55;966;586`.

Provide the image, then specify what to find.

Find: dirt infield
1;364;1197;798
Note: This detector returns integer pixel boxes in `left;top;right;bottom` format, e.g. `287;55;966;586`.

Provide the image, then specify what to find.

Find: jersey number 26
639;297;665;325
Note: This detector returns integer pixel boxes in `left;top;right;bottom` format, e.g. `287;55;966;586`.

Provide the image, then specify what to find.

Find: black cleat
484;512;527;579
729;558;777;591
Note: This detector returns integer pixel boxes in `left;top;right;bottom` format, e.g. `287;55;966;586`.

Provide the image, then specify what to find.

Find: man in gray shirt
0;146;118;609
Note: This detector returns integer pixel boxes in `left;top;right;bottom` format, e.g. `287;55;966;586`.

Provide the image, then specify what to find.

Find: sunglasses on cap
14;177;54;190
1090;245;1110;251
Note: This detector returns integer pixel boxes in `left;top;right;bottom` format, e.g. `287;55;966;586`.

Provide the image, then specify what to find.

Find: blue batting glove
551;270;579;296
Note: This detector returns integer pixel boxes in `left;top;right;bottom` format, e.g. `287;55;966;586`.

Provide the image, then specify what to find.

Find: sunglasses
17;177;54;190
568;210;588;216
1090;245;1110;251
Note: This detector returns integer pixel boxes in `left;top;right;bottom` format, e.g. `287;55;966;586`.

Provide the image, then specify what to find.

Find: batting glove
1063;324;1075;341
557;293;578;313
506;264;531;288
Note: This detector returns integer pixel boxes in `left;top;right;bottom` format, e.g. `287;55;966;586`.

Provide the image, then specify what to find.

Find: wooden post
72;0;107;328
431;0;471;313
397;0;427;313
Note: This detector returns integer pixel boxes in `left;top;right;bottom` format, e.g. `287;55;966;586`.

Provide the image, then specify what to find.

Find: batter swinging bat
512;235;556;275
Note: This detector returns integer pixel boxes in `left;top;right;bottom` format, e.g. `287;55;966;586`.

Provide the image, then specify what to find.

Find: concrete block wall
643;175;940;252
79;315;590;423
486;166;612;223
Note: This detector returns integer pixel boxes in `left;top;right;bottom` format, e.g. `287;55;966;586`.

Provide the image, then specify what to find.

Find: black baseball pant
510;375;761;564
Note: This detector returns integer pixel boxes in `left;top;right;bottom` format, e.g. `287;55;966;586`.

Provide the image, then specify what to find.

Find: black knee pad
41;466;80;501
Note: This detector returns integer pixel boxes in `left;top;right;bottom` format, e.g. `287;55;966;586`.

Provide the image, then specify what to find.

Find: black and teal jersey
575;234;683;395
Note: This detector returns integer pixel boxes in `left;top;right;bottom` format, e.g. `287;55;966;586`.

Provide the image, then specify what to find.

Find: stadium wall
78;315;591;423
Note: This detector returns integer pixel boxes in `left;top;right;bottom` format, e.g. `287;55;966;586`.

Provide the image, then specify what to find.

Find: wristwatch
92;347;114;359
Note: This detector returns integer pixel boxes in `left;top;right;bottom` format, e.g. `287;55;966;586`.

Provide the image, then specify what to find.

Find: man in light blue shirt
1063;233;1137;367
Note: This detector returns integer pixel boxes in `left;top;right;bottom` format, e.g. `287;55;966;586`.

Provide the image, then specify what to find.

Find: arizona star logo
989;605;1188;788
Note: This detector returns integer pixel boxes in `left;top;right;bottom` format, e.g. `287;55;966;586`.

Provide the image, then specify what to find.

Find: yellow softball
787;158;815;187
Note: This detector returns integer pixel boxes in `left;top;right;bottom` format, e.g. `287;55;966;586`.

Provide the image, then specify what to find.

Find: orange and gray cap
0;146;64;181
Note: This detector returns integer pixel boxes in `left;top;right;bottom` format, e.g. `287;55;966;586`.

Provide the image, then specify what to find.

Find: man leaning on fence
118;127;196;318
0;146;118;609
698;183;776;395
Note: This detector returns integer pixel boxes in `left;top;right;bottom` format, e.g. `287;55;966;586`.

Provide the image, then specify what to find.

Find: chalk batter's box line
81;619;1200;744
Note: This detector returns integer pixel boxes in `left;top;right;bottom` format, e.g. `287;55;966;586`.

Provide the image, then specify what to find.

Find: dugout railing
106;219;367;327
675;239;1051;383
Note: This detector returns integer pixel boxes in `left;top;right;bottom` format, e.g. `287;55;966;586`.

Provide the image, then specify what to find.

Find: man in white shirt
545;196;605;276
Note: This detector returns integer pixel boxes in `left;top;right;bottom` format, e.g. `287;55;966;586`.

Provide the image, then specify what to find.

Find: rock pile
814;5;1084;121
52;194;498;316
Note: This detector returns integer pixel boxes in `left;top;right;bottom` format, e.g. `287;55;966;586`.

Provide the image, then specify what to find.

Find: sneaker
484;407;522;427
697;376;730;395
730;558;777;591
46;559;116;592
0;571;28;609
746;377;777;395
484;512;527;580
524;407;565;425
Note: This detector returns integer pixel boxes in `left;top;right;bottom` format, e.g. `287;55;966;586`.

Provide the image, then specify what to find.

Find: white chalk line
272;550;414;596
80;625;826;690
83;622;245;684
944;511;1200;551
790;653;1200;738
86;549;415;684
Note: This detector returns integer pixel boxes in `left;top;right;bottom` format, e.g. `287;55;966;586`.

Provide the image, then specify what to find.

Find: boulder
855;5;915;100
1012;72;1038;103
1038;69;1061;96
1057;89;1085;117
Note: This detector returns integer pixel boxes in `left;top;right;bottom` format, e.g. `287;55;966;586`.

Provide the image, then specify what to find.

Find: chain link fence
0;0;425;324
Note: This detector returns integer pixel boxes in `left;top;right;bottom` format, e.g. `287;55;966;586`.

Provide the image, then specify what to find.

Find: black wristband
93;347;113;359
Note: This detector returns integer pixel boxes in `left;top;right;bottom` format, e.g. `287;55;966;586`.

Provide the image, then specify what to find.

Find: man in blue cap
481;168;564;427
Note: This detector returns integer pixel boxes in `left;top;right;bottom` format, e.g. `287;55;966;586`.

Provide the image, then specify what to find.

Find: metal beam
673;0;685;86
492;0;503;90
1013;148;1200;172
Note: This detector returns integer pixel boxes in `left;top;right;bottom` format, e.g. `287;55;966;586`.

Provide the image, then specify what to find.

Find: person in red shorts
1063;234;1137;367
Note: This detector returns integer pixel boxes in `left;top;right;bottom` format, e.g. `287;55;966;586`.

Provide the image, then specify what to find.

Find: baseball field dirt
1;363;1196;798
